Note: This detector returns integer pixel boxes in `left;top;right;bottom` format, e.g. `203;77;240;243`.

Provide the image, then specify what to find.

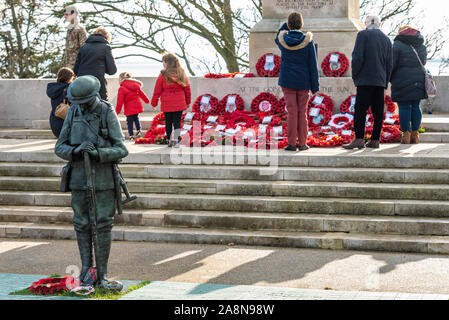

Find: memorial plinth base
196;77;361;113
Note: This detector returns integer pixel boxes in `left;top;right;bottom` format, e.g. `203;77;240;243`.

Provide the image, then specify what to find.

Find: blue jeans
398;100;422;132
126;114;141;136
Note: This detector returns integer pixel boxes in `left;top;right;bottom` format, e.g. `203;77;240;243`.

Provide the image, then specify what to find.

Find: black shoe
298;144;310;151
284;145;297;151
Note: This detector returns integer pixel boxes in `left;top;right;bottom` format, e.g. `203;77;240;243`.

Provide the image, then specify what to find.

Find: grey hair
364;14;381;27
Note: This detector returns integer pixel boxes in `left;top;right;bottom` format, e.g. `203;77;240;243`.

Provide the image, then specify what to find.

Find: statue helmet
67;75;101;104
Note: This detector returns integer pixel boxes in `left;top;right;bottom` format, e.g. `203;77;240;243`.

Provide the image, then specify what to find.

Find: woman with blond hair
151;53;191;147
74;27;117;100
390;25;428;144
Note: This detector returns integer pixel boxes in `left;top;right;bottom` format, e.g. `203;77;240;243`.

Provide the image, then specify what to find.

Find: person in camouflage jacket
63;5;87;69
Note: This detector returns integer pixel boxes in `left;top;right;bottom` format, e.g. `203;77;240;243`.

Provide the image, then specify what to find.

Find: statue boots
75;231;93;284
96;231;123;291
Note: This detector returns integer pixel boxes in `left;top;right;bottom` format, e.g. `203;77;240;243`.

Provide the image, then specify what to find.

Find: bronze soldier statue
55;75;128;290
63;5;87;69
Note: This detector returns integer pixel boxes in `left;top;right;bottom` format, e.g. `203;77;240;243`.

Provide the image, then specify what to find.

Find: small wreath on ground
381;125;401;143
251;92;280;114
219;94;245;114
256;53;281;77
328;113;354;131
307;93;335;130
321;52;349;77
192;94;220;115
30;276;75;295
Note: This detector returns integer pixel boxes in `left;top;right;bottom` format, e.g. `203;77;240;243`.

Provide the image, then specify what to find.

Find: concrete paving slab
120;281;449;300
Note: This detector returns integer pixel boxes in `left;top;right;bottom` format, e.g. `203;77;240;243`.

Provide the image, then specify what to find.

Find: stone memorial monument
249;0;364;76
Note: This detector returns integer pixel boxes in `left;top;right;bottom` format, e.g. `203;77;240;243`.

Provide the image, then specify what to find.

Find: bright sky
112;0;449;76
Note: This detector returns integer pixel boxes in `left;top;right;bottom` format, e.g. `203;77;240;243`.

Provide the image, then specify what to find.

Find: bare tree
0;0;63;78
75;0;263;75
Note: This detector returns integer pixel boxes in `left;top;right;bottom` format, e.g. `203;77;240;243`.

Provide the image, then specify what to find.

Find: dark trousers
165;111;183;141
126;114;141;136
354;86;385;140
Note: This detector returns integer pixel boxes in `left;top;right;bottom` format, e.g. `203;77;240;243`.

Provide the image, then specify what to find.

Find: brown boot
366;140;380;149
401;131;411;144
411;131;420;144
343;138;365;150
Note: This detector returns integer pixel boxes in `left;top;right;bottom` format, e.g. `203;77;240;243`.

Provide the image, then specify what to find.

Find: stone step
31;112;158;130
0;176;447;201
0;191;448;218
2;222;449;254
2;143;449;169
0;128;147;140
1;162;448;184
2;127;449;143
2;206;449;237
421;115;449;132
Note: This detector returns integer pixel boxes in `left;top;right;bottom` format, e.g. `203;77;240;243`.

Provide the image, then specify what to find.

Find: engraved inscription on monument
276;0;335;10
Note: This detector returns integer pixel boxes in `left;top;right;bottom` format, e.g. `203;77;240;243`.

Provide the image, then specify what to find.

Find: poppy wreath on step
328;113;354;131
251;92;279;114
181;111;203;124
321;52;349;77
30;276;75;295
381;125;401;143
192;94;220;115
307;133;345;148
339;95;357;114
219;94;245;114
227;113;256;129
256;53;281;77
307;93;335;130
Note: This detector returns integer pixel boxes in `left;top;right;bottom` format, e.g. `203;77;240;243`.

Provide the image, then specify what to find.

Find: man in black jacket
74;27;117;101
344;14;393;149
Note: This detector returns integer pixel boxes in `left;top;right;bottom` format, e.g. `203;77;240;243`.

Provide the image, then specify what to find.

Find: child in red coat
116;72;150;140
151;53;191;147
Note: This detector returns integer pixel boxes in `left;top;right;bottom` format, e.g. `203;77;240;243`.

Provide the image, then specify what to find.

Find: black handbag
60;162;72;192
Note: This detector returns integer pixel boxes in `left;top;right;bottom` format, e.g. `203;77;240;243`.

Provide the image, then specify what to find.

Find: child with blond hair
151;53;191;147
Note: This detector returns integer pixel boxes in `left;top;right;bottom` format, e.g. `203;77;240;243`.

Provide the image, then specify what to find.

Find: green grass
9;280;150;300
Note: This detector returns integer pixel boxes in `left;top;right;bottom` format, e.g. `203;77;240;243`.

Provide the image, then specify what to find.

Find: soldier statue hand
74;141;95;155
87;149;99;160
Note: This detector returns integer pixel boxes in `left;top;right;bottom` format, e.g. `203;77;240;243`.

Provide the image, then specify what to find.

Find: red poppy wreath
192;94;220;115
307;93;335;130
218;94;245;114
321;52;349;77
251;92;280;114
256;53;281;77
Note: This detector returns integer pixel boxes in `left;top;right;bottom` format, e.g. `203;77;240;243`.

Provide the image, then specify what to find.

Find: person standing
55;75;128;290
390;26;428;144
275;11;319;151
63;5;87;69
73;27;117;101
344;14;393;149
151;53;191;148
116;72;150;140
46;67;75;138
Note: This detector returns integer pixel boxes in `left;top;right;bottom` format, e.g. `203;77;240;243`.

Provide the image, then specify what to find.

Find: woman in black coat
46;68;75;138
390;26;428;144
73;27;117;101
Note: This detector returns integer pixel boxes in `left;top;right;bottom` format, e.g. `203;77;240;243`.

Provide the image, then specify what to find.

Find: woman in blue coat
46;68;75;138
390;26;428;144
275;11;320;151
